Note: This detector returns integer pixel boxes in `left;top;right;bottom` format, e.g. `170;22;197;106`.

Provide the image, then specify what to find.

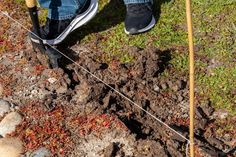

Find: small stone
177;95;183;102
153;84;160;92
56;86;68;94
64;74;72;85
182;113;188;118
31;89;38;95
14;106;20;110
172;85;179;92
223;134;232;142
30;147;51;157
0;137;23;157
47;77;57;84
166;80;173;88
171;94;177;100
213;109;228;119
102;93;111;109
0;112;22;137
142;126;151;135
0;100;10;117
160;82;167;90
177;80;185;90
73;81;90;103
30;76;36;80
103;143;115;157
10;107;16;112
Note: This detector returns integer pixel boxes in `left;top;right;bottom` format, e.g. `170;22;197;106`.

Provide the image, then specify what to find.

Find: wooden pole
185;0;195;157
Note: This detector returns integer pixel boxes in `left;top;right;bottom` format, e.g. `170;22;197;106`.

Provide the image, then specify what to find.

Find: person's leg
30;0;98;45
123;0;155;35
38;0;87;20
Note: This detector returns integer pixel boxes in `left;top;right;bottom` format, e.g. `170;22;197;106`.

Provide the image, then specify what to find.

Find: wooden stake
185;0;195;157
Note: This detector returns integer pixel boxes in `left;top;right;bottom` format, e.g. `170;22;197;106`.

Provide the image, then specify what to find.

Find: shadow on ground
59;0;171;47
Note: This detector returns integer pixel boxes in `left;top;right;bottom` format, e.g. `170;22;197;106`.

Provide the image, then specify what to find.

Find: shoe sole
31;0;98;45
124;16;156;35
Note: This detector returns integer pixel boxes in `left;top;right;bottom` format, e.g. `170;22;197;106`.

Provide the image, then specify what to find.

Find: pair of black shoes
30;0;155;45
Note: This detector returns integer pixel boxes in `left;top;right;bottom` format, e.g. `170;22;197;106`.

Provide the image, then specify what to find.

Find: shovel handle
25;0;37;8
25;0;43;40
25;0;46;54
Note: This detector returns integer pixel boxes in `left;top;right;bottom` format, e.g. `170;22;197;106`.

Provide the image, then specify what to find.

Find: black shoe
30;18;73;42
30;0;98;45
124;2;155;35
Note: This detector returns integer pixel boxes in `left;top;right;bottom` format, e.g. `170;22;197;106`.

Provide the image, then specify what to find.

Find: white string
186;141;190;157
0;10;190;142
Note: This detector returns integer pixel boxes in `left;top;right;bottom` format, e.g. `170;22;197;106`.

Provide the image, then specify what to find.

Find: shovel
25;0;62;68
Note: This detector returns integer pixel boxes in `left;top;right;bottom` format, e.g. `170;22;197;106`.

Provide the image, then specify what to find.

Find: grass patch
197;66;236;115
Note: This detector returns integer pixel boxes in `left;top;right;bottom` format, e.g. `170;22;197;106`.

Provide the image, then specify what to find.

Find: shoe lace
127;3;152;14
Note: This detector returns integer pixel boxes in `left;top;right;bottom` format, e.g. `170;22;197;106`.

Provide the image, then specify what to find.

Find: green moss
197;66;236;115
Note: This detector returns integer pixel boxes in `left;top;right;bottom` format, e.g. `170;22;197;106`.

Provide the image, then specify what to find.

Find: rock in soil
72;80;90;103
213;109;228;119
0;137;23;157
0;112;22;137
103;142;116;157
29;147;51;157
73;127;135;156
160;82;168;90
153;84;160;92
0;99;10;117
